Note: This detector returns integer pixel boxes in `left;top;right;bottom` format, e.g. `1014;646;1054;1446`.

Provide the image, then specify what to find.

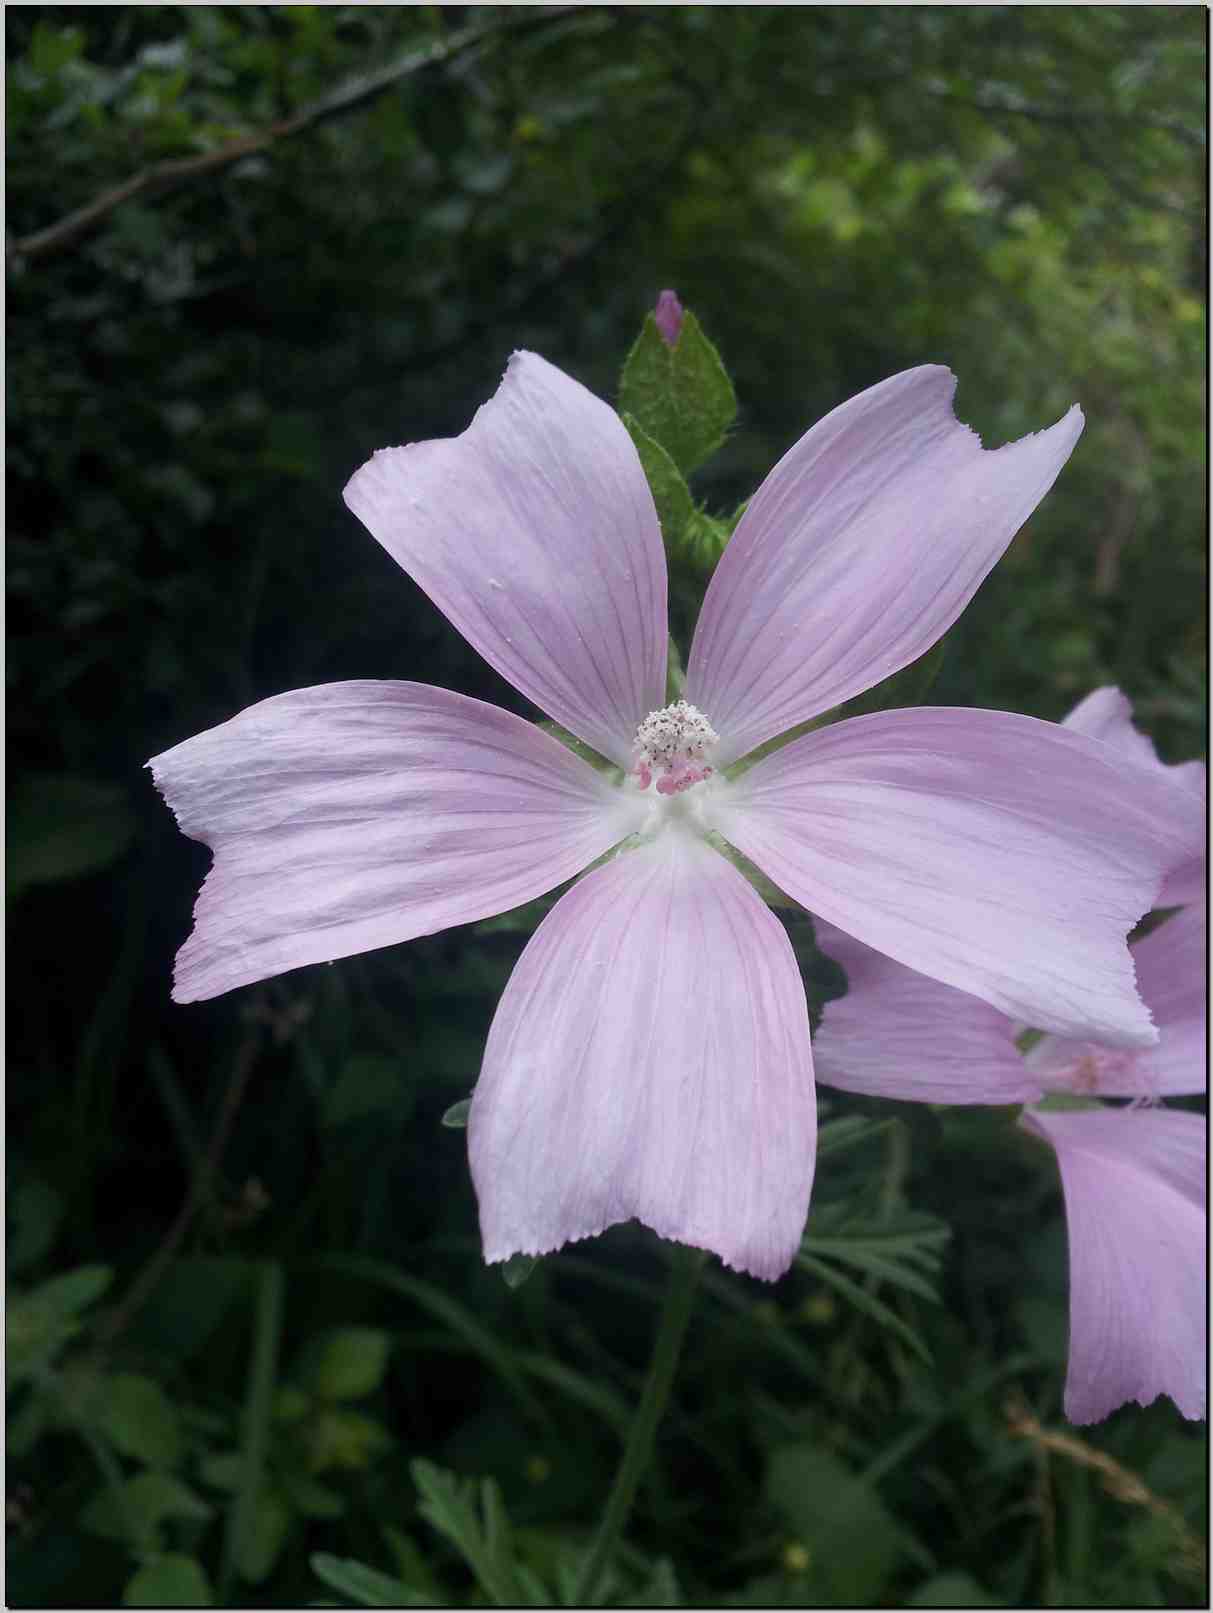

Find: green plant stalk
219;1261;284;1602
572;1245;704;1606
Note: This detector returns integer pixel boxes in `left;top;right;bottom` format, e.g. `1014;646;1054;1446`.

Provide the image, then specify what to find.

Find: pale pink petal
148;682;644;1003
344;352;666;767
687;367;1082;765
1027;902;1207;1097
1159;763;1206;907
1022;1108;1206;1423
469;832;816;1280
812;921;1039;1104
711;707;1204;1047
1062;688;1206;909
1060;685;1163;768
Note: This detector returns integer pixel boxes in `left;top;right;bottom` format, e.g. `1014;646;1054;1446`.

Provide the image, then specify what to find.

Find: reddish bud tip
654;289;684;346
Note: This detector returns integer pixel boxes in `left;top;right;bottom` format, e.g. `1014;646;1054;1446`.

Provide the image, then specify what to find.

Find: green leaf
237;1485;292;1584
8;773;136;900
7;1264;113;1381
311;1553;433;1609
81;1470;212;1542
909;1571;1004;1606
321;1056;408;1129
441;1099;472;1129
411;1459;525;1606
98;1373;183;1470
305;1256;545;1421
766;1445;909;1604
618;309;737;475
123;1554;213;1608
300;1327;392;1401
622;413;694;546
278;1469;346;1519
7;1175;64;1272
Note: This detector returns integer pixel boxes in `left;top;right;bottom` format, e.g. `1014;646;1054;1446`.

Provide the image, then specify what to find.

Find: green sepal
703;831;798;910
618;309;737;476
535;720;618;776
501;1254;538;1290
1033;1091;1105;1113
623;413;694;549
665;635;686;702
441;1098;472;1129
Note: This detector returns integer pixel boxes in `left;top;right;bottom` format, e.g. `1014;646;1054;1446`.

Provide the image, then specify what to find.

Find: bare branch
8;8;577;265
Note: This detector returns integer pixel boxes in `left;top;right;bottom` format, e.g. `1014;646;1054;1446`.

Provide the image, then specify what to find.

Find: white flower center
631;699;719;797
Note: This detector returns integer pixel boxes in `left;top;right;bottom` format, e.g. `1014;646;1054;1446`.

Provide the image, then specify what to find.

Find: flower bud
654;288;684;346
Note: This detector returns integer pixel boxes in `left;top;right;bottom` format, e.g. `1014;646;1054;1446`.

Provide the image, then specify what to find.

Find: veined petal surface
469;832;816;1280
1027;901;1207;1097
712;707;1204;1047
1061;686;1207;910
687;366;1083;766
344;352;666;767
149;681;642;1002
1022;1108;1206;1423
812;922;1038;1104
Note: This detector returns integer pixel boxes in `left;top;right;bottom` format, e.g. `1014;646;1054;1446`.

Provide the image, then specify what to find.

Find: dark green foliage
6;6;1204;1608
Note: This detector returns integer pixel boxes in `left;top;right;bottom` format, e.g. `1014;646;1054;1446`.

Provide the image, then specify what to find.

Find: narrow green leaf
304;1256;545;1421
237;1485;292;1585
815;1115;899;1158
220;1262;284;1600
411;1459;524;1606
311;1553;433;1609
796;1253;932;1364
618;310;737;475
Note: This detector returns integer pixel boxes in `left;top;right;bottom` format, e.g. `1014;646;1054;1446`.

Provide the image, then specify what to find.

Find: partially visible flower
812;689;1206;1419
1020;1105;1206;1423
149;360;1201;1281
654;288;684;345
1060;686;1206;907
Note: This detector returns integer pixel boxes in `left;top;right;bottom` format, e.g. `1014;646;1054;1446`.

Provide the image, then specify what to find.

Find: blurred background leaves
6;6;1205;1606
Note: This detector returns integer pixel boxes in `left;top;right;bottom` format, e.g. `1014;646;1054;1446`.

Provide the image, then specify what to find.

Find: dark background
7;7;1207;1607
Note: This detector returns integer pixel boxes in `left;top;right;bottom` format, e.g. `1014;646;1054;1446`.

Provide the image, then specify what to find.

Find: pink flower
148;358;1202;1280
812;686;1206;1418
654;289;684;346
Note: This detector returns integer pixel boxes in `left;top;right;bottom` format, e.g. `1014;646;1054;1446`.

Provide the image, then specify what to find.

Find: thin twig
94;1015;264;1348
9;8;578;264
1005;1391;1207;1585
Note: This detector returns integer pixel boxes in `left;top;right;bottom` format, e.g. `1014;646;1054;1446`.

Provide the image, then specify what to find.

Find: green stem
572;1245;704;1606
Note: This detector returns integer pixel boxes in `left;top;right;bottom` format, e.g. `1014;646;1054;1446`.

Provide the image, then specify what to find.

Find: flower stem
573;1244;705;1606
